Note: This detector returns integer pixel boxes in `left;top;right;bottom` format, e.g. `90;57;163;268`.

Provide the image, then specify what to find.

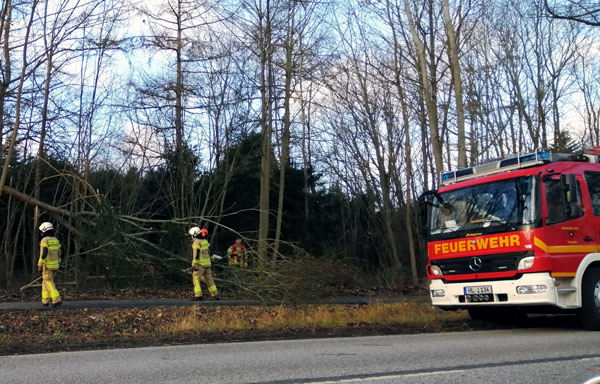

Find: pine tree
550;130;580;153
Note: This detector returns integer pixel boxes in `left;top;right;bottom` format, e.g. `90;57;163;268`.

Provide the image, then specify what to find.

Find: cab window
544;176;583;225
584;171;600;216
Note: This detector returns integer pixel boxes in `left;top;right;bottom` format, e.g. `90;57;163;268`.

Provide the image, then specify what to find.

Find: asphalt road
2;329;600;384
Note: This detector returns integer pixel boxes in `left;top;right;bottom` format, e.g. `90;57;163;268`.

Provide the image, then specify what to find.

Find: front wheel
468;307;527;324
468;307;495;321
578;267;600;331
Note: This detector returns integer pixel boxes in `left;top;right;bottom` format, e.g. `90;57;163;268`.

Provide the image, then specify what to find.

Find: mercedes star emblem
469;257;483;272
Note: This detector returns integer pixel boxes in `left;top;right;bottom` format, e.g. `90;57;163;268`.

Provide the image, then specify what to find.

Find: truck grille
430;251;533;275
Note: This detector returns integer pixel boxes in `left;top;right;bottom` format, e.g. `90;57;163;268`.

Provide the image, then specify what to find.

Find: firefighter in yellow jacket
189;227;219;301
37;222;62;307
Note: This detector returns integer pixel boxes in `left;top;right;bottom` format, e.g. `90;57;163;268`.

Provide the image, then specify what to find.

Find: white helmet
39;222;54;233
188;227;201;237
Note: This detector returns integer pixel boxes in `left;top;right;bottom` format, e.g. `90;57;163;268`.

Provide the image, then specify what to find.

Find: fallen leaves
0;303;473;355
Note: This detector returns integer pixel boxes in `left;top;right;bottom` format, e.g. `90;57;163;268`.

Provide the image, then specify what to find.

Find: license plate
464;285;493;295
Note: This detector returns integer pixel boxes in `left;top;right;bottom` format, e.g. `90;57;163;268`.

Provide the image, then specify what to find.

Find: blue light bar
441;172;454;183
441;150;552;186
498;151;550;168
441;167;474;184
518;151;551;164
455;168;475;177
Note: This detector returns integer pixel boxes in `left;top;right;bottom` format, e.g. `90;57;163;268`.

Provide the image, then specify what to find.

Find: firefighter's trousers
192;266;218;297
42;268;61;304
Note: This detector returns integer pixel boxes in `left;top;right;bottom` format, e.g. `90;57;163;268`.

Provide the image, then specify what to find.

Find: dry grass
1;303;490;355
161;303;469;334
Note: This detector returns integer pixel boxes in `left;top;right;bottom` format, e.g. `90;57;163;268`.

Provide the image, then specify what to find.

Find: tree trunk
175;0;184;152
33;50;53;277
419;92;429;190
0;0;12;161
404;0;443;182
386;0;418;283
34;0;55;277
274;3;295;258
441;0;467;168
300;82;312;223
0;0;38;198
257;0;273;266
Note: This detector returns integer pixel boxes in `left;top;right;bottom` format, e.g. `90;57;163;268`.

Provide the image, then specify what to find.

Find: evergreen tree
550;129;580;153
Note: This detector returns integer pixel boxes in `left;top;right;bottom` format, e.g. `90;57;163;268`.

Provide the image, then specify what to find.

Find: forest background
0;0;597;295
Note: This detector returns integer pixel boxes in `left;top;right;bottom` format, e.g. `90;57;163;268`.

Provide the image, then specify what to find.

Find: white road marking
579;357;600;362
310;369;466;383
309;356;600;384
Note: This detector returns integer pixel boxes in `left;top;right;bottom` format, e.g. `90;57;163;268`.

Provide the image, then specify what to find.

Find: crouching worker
227;239;247;267
38;222;62;307
189;227;219;301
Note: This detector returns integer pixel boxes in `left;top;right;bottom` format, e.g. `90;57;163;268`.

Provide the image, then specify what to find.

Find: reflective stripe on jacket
227;245;246;264
192;239;211;267
38;237;61;270
227;245;246;256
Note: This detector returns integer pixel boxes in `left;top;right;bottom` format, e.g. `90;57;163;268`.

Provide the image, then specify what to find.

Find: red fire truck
419;148;600;330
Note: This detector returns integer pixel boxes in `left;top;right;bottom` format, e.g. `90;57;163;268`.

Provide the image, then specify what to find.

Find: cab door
583;170;600;252
540;173;598;275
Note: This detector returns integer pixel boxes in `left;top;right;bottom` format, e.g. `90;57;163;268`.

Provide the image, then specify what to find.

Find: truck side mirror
561;174;581;218
417;191;435;241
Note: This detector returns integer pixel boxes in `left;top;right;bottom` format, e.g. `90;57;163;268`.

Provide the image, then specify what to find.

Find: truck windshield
430;176;536;238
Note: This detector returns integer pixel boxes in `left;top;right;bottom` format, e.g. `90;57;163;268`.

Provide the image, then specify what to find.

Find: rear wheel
578;267;600;331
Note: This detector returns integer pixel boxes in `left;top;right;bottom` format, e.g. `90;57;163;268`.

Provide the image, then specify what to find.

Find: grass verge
0;302;494;356
162;303;467;333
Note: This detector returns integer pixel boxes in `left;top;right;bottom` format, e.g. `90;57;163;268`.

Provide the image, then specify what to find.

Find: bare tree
441;0;467;168
0;0;39;198
0;0;12;161
403;0;443;182
229;0;281;265
273;0;326;256
545;0;600;26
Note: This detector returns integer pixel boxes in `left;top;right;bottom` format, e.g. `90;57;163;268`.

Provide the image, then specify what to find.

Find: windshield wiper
432;226;459;234
482;218;518;231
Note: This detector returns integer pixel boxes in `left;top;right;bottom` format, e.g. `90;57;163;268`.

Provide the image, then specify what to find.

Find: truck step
556;287;577;293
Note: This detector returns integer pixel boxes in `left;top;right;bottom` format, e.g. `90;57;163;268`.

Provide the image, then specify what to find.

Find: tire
468;307;495;321
578;267;600;331
468;307;528;324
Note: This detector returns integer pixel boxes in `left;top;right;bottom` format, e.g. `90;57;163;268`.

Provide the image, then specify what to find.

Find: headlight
516;285;547;294
517;256;534;270
431;289;446;297
430;265;443;276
